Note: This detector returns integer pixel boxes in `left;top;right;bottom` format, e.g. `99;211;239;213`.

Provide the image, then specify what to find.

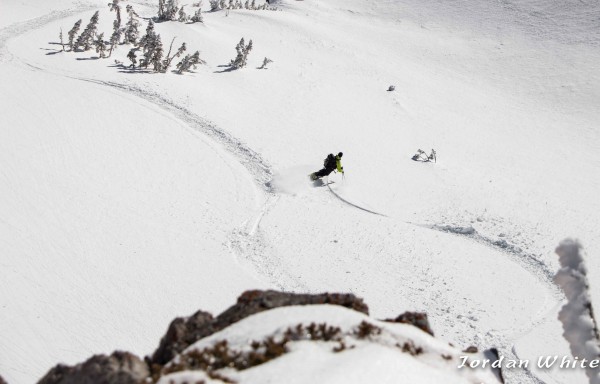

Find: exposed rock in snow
36;291;502;384
37;351;148;384
150;290;369;365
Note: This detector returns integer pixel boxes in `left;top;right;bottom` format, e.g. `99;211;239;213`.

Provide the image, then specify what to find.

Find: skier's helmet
337;152;343;157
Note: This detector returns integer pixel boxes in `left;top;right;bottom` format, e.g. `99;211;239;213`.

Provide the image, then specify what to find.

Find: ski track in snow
0;4;305;292
1;6;568;383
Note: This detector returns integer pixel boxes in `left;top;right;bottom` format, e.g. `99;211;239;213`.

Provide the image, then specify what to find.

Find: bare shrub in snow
176;51;206;74
74;11;100;51
554;239;600;384
229;37;253;69
67;19;81;51
258;57;272;69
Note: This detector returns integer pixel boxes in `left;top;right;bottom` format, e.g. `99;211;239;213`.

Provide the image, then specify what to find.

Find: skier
310;152;344;181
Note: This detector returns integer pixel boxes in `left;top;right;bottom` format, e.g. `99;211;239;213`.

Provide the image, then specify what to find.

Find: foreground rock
150;290;369;365
37;351;148;384
36;290;502;384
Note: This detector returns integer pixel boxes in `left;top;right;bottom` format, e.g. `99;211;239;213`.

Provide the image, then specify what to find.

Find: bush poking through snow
229;38;253;69
554;239;600;384
258;57;272;69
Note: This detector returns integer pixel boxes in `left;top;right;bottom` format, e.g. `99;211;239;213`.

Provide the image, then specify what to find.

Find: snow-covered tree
178;6;188;22
75;11;100;51
108;0;122;26
209;0;220;11
158;0;179;21
176;50;206;74
67;19;82;51
250;0;256;9
94;33;107;58
127;48;138;67
554;239;600;384
229;37;252;69
108;20;123;57
138;20;159;68
190;8;203;23
124;5;140;45
161;39;186;72
150;34;165;72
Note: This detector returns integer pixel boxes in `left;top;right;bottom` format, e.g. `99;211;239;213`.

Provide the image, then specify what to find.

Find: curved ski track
0;5;307;291
2;7;566;383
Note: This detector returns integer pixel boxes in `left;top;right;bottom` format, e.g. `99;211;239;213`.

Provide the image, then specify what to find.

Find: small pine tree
108;19;123;57
67;19;82;51
150;34;164;72
178;6;188;22
94;33;107;58
220;0;227;9
158;0;166;20
250;0;256;9
176;50;206;74
127;48;138;67
209;0;220;11
124;5;140;45
75;11;100;51
166;0;179;20
190;8;203;22
229;37;252;69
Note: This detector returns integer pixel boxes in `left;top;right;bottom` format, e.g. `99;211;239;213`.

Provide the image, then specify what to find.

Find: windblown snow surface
1;0;599;383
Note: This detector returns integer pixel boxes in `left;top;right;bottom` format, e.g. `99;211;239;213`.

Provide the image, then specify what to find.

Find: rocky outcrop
37;351;148;384
384;311;434;336
150;290;369;365
150;309;214;367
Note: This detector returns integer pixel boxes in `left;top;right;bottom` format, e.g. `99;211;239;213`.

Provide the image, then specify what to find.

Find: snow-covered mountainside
1;0;599;383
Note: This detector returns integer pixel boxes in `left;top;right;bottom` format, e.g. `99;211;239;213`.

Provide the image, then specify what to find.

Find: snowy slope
1;0;599;383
